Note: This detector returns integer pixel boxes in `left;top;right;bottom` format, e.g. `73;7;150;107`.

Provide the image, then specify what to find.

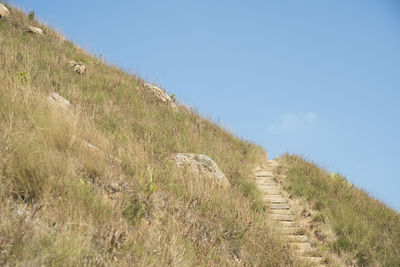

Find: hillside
276;155;400;266
1;4;399;266
0;5;298;266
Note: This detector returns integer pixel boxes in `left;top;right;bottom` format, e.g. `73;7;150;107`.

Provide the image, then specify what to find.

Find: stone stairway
255;160;325;266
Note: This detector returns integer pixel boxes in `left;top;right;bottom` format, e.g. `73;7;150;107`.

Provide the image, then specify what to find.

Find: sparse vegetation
277;154;400;266
0;5;295;266
28;10;35;20
1;4;398;266
170;93;177;103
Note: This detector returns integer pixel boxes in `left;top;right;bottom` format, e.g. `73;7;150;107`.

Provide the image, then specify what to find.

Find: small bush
123;196;150;224
28;11;35;20
332;237;353;253
312;213;326;223
16;71;30;85
313;200;325;210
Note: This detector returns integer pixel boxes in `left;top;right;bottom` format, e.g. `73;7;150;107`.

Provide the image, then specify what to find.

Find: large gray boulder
0;4;9;18
144;83;177;111
174;153;230;188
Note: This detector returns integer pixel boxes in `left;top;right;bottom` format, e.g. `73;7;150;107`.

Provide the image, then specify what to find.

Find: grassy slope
0;6;297;266
277;155;400;266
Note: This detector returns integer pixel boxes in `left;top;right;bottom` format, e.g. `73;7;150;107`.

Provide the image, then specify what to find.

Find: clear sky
8;0;400;211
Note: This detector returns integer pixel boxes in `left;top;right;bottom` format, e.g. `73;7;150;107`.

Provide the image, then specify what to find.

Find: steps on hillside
255;162;327;266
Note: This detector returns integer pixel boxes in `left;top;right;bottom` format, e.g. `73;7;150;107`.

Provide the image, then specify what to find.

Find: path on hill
254;160;326;266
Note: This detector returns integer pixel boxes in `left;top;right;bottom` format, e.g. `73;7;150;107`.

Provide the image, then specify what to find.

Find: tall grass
277;154;400;266
0;5;297;266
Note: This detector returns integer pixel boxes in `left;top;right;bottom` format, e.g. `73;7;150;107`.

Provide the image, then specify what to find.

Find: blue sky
8;0;400;211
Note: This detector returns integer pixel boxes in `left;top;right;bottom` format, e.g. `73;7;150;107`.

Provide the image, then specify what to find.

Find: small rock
69;60;86;74
0;4;10;18
25;25;44;35
47;92;71;109
144;83;177;111
174;153;230;188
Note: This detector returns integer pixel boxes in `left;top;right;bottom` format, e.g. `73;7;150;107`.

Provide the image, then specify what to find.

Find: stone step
255;175;273;179
263;196;287;203
279;227;302;234
256;181;276;186
269;203;290;209
287;235;308;242
255;175;274;179
290;242;312;250
300;256;324;264
256;178;275;183
270;209;292;215
270;214;295;221
257;185;279;190
294;249;318;257
257;182;277;187
260;168;275;172
279;221;298;227
267;160;278;165
255;170;273;177
261;188;280;194
256;181;277;187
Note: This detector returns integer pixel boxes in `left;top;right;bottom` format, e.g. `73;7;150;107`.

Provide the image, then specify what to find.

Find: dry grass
277;154;400;266
0;5;297;266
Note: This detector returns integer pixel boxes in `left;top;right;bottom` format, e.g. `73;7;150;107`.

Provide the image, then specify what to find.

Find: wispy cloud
268;112;318;134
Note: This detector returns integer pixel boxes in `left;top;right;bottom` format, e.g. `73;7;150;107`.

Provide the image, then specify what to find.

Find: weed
170;93;177;103
312;213;326;223
138;168;158;196
332;237;353;253
28;11;35;20
16;71;29;85
123;196;149;224
313;200;325;210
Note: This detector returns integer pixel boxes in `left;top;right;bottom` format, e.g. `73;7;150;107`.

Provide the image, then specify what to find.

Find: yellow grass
277;154;400;266
0;5;296;266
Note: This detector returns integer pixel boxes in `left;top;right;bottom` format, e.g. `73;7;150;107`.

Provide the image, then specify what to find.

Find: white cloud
268;112;318;134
